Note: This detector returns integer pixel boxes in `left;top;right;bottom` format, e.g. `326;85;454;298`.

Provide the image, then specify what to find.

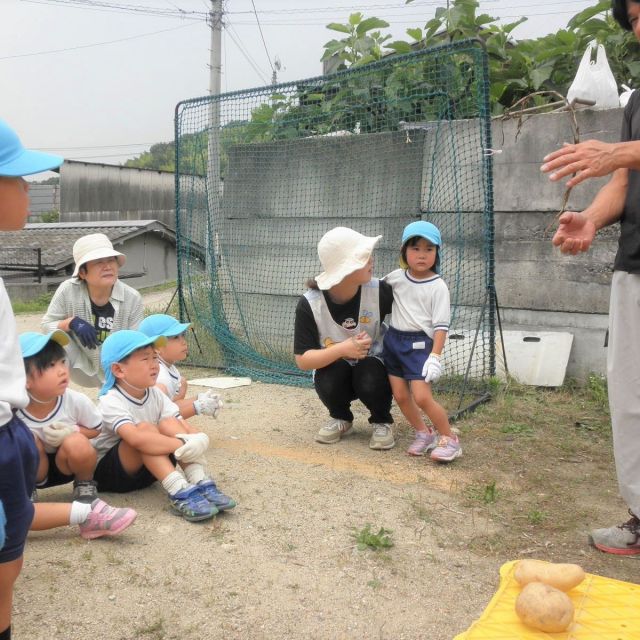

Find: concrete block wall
209;107;624;381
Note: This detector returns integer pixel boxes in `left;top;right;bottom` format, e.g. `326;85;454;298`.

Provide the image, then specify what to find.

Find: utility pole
207;0;223;266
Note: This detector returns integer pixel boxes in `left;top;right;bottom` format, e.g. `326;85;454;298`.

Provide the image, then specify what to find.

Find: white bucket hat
72;233;125;277
315;227;382;290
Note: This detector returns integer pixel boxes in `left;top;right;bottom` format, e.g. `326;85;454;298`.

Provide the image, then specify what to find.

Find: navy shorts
0;414;38;563
382;326;433;380
36;452;74;489
94;442;175;494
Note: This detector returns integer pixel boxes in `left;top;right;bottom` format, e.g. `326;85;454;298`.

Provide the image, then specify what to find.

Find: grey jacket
42;277;143;383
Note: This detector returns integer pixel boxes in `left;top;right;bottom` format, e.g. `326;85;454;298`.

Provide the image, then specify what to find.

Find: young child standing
383;221;462;462
18;330;103;503
138;314;223;420
91;330;235;522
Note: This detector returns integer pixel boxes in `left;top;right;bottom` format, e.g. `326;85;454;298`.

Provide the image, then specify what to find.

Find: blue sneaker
169;485;217;522
197;479;236;511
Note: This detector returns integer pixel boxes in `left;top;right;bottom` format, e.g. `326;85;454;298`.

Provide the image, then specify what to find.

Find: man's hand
551;211;597;255
174;432;210;462
42;422;78;448
69;316;100;349
541;140;617;188
193;390;223;418
422;354;443;384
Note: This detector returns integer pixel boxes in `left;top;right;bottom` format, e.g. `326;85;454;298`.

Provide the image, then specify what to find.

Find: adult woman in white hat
294;227;395;450
42;233;143;387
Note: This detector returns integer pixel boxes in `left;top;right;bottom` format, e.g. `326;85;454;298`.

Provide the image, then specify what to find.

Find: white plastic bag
567;40;620;109
620;84;635;108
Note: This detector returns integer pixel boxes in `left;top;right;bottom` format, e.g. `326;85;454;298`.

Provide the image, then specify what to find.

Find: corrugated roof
1;220;176;272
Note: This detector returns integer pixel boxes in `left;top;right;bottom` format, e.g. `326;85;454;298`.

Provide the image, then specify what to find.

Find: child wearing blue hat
18;330;103;503
0;118;65;640
138;314;223;420
91;330;235;522
383;221;462;462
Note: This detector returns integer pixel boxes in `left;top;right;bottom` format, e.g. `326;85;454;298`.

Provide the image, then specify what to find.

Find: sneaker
169;485;217;522
315;418;352;444
72;480;98;504
197;479;236;511
430;435;462;462
369;423;395;450
78;499;137;540
589;511;640;555
407;430;437;456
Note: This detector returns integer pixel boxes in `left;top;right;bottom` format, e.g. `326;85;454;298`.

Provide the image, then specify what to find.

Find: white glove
174;432;210;463
42;422;79;448
422;354;443;384
193;390;223;418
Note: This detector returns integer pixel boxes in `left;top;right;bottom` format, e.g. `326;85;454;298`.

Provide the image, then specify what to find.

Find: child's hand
193;391;223;418
42;422;79;448
422;354;443;384
174;432;210;462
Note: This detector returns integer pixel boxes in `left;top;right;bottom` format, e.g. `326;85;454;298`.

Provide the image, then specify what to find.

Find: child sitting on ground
383;221;462;462
19;329;138;538
138;314;222;420
91;330;235;522
18;330;102;503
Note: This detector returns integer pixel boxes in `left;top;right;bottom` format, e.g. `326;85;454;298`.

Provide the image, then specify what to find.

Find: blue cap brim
0;149;63;177
20;330;70;358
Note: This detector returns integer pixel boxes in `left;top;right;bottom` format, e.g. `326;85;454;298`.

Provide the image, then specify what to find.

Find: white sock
161;470;190;496
183;463;207;486
69;501;92;525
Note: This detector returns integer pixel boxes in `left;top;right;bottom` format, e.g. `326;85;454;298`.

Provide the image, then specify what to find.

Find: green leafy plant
587;372;608;409
500;422;534;437
40;209;59;223
352;524;394;550
527;509;547;525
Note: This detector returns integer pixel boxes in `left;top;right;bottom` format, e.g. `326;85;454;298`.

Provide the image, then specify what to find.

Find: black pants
314;357;393;424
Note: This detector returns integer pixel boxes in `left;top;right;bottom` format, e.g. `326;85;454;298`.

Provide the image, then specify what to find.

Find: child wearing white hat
294;227;395;450
42;232;143;388
383;220;461;462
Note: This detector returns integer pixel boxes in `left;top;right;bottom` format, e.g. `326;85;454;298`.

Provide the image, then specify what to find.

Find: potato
515;582;574;633
514;559;585;591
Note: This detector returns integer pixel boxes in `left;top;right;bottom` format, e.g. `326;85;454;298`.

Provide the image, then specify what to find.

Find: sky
2;0;598;167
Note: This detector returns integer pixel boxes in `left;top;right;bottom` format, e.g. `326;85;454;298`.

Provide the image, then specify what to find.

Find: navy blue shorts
94;442;176;494
0;414;38;563
36;452;74;489
382;327;433;380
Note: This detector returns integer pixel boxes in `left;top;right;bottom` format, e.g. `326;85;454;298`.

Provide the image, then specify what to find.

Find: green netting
175;39;495;413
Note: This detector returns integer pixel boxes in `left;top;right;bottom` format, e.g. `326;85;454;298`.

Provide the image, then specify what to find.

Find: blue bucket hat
19;330;70;358
99;330;167;396
0;119;63;177
401;220;443;274
139;314;191;338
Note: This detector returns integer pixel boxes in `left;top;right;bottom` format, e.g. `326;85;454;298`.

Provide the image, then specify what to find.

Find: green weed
352;524;394;551
587;373;608;409
527;509;547;525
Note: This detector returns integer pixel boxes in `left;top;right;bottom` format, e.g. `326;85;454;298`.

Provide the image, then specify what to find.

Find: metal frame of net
175;38;495;417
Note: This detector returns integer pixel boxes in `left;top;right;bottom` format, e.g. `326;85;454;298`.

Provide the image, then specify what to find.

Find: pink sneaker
430;435;462;462
79;499;137;540
407;430;437;456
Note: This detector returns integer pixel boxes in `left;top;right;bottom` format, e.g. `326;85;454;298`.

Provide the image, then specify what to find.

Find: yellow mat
455;560;640;639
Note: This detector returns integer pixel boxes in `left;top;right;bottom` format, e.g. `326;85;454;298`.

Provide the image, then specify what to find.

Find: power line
0;21;198;60
251;0;275;75
225;19;270;85
21;0;208;20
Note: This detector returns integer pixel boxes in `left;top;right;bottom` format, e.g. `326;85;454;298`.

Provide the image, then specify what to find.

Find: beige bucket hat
72;233;125;277
315;227;382;290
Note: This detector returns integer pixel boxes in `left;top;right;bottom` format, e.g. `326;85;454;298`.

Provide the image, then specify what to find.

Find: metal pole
207;0;223;272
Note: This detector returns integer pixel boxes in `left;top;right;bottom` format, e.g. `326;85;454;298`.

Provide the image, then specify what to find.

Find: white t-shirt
93;385;181;461
0;279;29;426
157;359;183;401
384;269;450;337
17;388;102;454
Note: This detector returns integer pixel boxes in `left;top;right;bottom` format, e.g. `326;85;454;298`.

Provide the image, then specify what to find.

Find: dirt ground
12;299;640;640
